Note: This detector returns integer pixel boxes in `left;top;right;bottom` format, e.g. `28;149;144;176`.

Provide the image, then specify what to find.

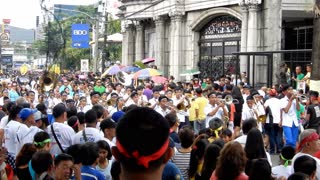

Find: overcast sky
0;0;97;29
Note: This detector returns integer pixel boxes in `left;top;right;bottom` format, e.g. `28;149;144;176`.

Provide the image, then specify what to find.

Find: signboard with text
71;24;90;48
81;59;89;72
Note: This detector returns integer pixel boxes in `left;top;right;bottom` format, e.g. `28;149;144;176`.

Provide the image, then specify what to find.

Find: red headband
298;132;319;151
116;138;169;168
72;120;79;128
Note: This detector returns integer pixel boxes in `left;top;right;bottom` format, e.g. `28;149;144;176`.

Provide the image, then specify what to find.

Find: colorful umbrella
151;76;167;84
142;57;155;64
101;65;121;77
180;69;201;76
133;68;162;79
121;66;141;73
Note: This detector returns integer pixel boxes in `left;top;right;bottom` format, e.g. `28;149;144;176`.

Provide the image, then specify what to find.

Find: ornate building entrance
198;15;241;80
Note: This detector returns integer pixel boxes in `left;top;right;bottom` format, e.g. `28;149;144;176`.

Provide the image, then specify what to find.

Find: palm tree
310;0;320;90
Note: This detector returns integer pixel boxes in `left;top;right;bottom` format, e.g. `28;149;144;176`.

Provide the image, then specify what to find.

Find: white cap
116;61;120;64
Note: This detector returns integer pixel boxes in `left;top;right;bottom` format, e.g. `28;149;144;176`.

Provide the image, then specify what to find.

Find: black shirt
307;104;320;128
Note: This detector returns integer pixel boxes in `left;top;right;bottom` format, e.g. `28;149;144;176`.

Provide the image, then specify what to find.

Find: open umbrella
142;58;155;64
180;69;201;76
121;66;141;73
101;65;121;77
151;76;167;84
133;68;162;79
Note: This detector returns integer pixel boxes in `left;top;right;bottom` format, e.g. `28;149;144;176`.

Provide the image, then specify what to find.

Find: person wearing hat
16;108;43;155
264;88;282;154
242;85;251;103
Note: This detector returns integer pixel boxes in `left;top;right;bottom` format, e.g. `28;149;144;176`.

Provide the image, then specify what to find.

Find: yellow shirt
194;96;208;120
189;101;199;121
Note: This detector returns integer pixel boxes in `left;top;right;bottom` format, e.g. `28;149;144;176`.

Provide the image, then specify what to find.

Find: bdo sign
71;24;90;48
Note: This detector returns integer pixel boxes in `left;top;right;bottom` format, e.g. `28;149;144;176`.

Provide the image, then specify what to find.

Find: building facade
119;0;313;85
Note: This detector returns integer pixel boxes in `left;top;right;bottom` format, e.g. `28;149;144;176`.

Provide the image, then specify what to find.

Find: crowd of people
0;64;317;180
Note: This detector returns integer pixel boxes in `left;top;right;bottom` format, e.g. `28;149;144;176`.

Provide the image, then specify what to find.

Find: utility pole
93;16;99;73
102;12;108;72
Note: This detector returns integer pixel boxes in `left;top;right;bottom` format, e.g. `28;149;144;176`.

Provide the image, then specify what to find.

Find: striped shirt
172;149;191;180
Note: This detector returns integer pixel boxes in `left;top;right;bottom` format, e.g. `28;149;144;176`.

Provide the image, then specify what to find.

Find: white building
119;0;313;86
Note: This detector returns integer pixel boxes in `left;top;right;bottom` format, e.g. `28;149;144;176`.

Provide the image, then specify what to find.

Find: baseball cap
243;85;251;89
112;111;125;123
19;108;37;121
269;89;277;96
34;111;42;121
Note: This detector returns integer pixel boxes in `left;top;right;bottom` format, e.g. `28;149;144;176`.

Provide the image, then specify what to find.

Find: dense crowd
0;63;318;180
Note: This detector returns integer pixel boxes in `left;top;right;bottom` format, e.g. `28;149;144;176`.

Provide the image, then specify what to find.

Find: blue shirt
162;161;184;180
81;165;105;180
9;90;19;102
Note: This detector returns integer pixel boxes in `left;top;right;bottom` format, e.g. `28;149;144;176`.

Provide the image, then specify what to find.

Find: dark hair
33;131;50;149
8;104;23;121
67;106;77;119
111;161;121;180
178;127;194;148
31;151;53;174
294;155;317;176
225;84;233;91
288;172;310;180
79;142;100;165
221;129;232;139
195;88;202;94
100;119;116;132
15;143;37;167
165;112;177;128
116;107;170;172
216;142;247;180
54;153;74;167
212;139;225;149
245;128;267;175
67;116;79;133
90;91;100;97
36;103;47;112
97;140;112;160
248;159;272;180
130;92;138;99
84;109;97;124
201;144;221;180
53;103;67;118
281;146;295;162
189;138;209;178
3;101;14;114
92;105;105;119
77;112;85;124
242;118;258;135
65;144;82;164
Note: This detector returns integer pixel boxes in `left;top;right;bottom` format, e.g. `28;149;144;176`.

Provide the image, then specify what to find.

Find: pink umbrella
142;58;155;64
151;76;167;84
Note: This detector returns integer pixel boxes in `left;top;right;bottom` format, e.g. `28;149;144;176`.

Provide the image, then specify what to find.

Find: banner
71;24;90;48
297;81;306;94
81;59;89;72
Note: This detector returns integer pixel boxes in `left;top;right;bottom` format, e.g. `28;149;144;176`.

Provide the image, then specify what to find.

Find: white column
135;23;145;61
126;24;135;66
155;17;166;75
169;15;183;80
239;5;248;73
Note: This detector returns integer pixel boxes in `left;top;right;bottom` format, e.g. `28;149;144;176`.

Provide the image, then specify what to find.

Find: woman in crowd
199;143;221;180
96;140;112;180
244;128;272;175
15;143;37;180
211;141;247;180
188;135;209;180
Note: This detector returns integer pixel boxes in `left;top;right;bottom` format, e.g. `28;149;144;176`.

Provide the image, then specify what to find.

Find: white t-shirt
272;165;292;179
292;152;320;180
16;125;43;154
264;97;281;124
4;120;21;156
204;104;228;128
72;127;104;145
280;96;299;127
234;135;247;147
46;122;75;155
0;116;9;129
155;106;171;117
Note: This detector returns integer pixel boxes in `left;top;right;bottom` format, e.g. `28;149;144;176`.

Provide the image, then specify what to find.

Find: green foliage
32;5;122;70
